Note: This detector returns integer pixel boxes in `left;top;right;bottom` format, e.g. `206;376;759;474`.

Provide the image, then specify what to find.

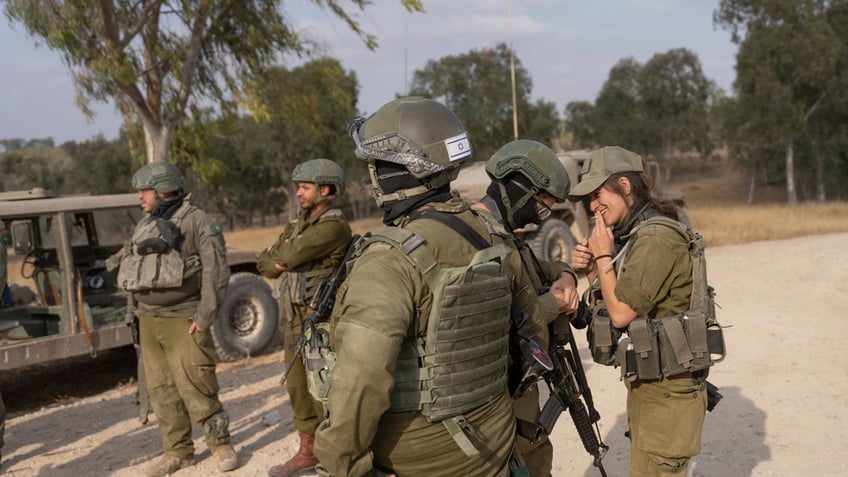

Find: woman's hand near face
588;210;614;257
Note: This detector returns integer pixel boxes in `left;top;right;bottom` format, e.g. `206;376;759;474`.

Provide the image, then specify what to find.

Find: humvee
0;188;278;371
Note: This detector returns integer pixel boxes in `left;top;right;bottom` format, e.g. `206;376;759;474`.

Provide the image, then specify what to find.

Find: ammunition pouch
280;268;335;306
303;321;334;407
587;304;622;366
118;249;185;292
118;212;189;293
614;312;727;382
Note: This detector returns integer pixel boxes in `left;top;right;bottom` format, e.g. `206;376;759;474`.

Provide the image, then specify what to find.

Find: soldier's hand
188;322;204;334
572;239;594;273
550;273;579;314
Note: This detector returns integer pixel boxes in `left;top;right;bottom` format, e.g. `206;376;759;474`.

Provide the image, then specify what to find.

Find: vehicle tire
528;218;578;263
212;272;278;362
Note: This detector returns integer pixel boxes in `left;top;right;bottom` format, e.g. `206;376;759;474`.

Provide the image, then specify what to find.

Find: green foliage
173;58;363;227
3;0;423;166
714;0;848;201
565;50;716;167
407;43;559;161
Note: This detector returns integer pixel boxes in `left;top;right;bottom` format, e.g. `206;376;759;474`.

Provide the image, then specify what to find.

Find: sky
0;0;738;145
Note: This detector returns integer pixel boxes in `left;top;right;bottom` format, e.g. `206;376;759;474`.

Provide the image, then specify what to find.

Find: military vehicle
0;188;278;371
453;150;591;263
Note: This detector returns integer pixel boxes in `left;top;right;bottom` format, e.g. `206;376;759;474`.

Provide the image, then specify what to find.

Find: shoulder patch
210;223;223;235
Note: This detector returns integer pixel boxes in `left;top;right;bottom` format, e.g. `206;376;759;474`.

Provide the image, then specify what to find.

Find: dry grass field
225;202;848;252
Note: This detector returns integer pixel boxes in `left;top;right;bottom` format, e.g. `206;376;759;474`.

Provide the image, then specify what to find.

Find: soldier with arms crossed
258;159;352;477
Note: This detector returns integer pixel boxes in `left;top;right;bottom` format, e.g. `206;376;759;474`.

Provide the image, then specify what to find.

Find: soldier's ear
320;184;332;198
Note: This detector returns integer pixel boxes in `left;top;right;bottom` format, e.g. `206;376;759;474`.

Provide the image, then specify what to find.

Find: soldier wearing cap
569;146;706;477
117;161;238;476
258;159;352;477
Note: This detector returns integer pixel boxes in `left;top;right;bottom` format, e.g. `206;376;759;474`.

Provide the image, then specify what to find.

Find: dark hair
605;171;679;222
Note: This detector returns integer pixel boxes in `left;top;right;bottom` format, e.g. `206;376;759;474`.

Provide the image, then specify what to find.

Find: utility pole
509;0;518;140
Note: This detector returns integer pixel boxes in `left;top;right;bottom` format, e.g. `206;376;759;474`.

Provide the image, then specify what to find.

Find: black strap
407;209;490;250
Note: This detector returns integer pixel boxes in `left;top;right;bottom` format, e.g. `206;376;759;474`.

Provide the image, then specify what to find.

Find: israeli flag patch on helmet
445;133;472;162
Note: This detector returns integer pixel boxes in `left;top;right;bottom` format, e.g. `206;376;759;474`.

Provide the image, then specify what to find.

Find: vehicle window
94;207;142;245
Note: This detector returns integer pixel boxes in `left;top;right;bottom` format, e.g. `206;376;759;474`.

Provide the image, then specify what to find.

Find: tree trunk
747;162;756;204
785;139;798;205
142;121;173;163
815;146;826;202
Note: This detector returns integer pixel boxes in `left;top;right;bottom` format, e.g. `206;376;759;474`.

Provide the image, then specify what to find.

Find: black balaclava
371;161;451;225
150;192;186;220
485;173;540;233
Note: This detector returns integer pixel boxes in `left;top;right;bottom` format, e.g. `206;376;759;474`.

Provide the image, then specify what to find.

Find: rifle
280;234;362;385
538;302;609;477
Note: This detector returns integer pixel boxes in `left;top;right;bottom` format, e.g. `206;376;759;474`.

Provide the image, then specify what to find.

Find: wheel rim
229;297;260;337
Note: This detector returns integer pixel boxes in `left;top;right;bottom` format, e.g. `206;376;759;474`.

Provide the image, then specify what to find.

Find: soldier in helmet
473;139;580;477
117;161;238;476
258;158;352;477
311;97;571;476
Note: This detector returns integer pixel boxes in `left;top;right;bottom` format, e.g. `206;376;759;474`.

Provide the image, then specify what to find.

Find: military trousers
140;315;228;459
514;385;553;477
283;307;324;435
626;374;706;477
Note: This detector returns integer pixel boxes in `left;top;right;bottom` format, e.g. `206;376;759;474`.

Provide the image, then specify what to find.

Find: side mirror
12;221;34;255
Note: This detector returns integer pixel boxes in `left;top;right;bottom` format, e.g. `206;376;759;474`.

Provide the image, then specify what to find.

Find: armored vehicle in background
0;189;277;371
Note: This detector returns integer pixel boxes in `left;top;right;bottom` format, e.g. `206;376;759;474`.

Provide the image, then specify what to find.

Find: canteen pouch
705;285;727;363
588;304;619;366
615;334;638;381
627;317;662;381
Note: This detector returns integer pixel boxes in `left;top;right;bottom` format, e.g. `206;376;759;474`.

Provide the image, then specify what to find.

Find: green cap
568;146;642;200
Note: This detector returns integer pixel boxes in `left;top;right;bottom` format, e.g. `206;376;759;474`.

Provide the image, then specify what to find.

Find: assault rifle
280;234;362;385
539;302;609;477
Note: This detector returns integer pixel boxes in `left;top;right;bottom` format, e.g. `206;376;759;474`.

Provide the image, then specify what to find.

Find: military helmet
486;139;570;202
347;96;472;179
132;161;185;193
292;158;345;197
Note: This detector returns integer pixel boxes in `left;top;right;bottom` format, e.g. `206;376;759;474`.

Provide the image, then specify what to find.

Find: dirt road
2;233;847;477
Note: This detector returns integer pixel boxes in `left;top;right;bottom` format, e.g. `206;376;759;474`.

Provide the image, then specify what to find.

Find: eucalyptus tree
3;0;423;165
715;0;847;204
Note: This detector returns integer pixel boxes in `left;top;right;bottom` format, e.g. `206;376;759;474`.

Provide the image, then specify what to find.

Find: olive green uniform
257;207;351;434
513;244;574;477
614;222;707;477
313;197;559;477
479;198;576;477
129;194;232;460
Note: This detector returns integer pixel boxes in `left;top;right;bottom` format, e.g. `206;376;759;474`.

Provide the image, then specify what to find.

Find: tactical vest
588;216;726;381
117;204;198;296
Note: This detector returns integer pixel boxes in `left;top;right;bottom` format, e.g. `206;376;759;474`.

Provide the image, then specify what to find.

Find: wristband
593;254;613;264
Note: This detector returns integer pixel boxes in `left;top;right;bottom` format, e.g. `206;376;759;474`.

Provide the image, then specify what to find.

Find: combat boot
144;454;194;477
212;443;239;472
268;431;319;477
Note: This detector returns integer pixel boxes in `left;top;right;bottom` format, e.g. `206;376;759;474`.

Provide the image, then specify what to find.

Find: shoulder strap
628;215;711;315
407;209;489;251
